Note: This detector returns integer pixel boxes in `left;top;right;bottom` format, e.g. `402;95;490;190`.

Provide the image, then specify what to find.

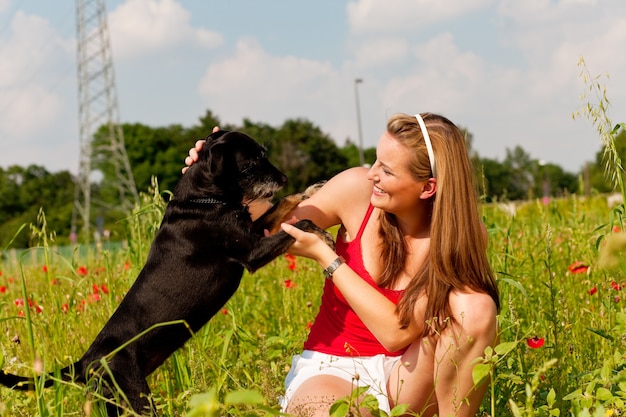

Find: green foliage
0;184;625;415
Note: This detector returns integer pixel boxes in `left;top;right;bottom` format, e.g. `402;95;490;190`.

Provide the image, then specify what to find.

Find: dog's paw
293;219;336;250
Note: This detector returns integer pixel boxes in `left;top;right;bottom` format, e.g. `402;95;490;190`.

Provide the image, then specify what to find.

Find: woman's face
367;132;426;215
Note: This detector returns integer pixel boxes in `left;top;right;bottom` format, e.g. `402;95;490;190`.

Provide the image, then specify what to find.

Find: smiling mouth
373;185;385;195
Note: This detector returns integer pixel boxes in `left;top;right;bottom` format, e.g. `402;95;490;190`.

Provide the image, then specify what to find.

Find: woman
185;113;499;416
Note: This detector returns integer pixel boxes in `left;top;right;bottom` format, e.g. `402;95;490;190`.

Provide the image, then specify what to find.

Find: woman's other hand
181;126;219;173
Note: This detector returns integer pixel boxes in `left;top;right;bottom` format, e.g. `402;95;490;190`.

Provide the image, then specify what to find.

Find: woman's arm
280;222;423;352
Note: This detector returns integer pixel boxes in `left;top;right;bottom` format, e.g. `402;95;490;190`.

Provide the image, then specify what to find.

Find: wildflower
92;283;108;294
42;265;48;273
14;298;24;307
611;281;622;291
124;261;131;270
61;303;70;313
284;279;296;289
615;296;621;303
76;266;88;276
306;321;313;329
568;261;589;274
221;308;228;315
0;286;6;294
588;286;597;295
87;293;101;303
285;253;297;272
7;277;14;283
527;337;545;349
613;225;622;233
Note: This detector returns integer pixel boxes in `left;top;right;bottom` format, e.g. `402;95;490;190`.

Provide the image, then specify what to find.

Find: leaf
499;278;528;297
586;327;615;342
595;387;614;401
547;388;556;407
495;341;518;356
329;400;350;417
472;363;491;385
225;389;265;405
389;403;410;417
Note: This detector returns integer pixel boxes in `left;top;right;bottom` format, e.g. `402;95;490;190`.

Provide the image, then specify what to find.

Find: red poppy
611;281;622;291
284;279;297;289
221;308;228;315
124;261;131;270
306;321;313;329
613;225;622;233
285;254;297;272
588;286;597;295
99;284;109;294
42;265;48;273
76;266;88;276
615;296;621;303
0;286;6;294
61;303;70;314
14;298;24;307
527;337;545;349
568;262;589;274
87;293;101;303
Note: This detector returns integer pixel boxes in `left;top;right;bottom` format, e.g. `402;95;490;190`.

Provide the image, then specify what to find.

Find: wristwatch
324;256;345;279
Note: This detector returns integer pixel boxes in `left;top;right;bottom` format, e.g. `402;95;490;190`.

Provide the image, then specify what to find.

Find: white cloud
108;0;223;59
198;39;341;124
0;85;62;137
352;37;410;69
0;10;73;145
0;11;72;88
0;0;9;14
347;0;492;34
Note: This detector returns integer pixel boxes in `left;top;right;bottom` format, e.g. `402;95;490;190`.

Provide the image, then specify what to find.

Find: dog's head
176;130;287;205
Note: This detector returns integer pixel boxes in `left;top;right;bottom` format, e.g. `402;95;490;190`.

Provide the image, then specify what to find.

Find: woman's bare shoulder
296;167;372;229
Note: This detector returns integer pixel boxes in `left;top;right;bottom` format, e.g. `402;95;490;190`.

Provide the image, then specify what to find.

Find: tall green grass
0;189;625;416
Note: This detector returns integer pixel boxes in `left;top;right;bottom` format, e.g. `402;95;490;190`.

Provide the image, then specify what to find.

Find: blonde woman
185;113;499;416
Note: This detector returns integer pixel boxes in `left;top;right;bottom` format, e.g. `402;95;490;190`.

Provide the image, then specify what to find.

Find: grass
0;190;625;416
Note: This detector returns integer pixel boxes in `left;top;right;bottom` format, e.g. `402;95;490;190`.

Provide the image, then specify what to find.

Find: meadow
0;183;625;416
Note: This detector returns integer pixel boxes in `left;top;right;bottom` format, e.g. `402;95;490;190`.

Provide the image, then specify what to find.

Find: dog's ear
199;130;230;175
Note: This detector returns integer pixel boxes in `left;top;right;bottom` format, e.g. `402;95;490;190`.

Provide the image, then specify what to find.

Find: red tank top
303;204;407;356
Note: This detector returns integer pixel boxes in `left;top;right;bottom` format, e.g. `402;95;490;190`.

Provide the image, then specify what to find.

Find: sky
1;0;626;176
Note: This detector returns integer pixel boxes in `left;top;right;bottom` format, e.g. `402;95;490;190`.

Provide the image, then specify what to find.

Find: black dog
0;130;333;415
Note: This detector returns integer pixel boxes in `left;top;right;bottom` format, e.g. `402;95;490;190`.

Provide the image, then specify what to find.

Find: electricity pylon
71;0;138;243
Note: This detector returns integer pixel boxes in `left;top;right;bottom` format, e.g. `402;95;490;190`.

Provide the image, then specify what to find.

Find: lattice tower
71;0;138;242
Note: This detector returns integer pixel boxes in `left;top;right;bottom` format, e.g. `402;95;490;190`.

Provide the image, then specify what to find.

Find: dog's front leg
245;219;334;272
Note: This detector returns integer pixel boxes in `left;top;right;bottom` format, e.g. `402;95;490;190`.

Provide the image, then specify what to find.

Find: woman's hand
181;126;219;173
280;222;337;267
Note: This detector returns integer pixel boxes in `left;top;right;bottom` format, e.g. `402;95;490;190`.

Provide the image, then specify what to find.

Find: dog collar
189;197;225;204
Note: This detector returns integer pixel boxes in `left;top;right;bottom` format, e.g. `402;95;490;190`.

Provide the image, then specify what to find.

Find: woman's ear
420;178;437;199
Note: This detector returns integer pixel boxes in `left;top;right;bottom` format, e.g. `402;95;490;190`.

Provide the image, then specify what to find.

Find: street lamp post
354;78;365;166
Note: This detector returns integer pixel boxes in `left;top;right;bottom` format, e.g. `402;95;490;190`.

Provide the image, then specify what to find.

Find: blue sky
1;0;625;176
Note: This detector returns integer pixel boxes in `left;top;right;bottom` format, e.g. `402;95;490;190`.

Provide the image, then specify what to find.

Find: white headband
415;114;436;177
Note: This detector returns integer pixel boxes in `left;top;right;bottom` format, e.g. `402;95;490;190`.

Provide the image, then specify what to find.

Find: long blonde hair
377;113;499;335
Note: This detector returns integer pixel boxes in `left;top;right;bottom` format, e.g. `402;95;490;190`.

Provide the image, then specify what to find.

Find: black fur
0;130;333;415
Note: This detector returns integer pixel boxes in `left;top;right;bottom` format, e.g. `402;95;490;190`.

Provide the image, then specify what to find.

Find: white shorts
279;350;402;414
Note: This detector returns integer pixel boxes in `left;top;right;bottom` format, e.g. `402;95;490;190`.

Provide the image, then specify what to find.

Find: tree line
0;109;617;249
